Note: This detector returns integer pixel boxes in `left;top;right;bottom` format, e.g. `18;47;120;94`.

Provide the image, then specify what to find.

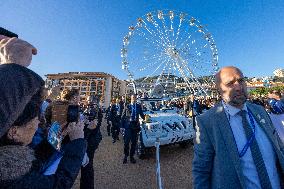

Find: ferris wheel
121;10;219;96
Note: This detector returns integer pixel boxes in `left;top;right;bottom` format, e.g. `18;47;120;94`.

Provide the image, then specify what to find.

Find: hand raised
0;37;37;67
65;121;85;141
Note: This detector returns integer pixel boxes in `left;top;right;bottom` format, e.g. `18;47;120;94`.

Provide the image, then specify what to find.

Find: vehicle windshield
139;98;173;112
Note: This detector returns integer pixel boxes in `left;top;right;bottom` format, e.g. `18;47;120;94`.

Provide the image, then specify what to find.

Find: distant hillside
134;75;214;84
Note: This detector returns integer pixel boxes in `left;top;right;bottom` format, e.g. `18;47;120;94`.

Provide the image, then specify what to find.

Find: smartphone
67;105;80;123
47;121;62;151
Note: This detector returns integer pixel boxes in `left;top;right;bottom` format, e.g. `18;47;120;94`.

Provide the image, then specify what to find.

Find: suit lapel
215;102;246;188
247;103;284;172
247;103;281;151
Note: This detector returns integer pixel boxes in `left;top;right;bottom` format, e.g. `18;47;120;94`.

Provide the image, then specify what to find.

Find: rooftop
45;72;120;80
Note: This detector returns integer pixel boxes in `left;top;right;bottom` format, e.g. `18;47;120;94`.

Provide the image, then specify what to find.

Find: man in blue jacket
121;94;145;164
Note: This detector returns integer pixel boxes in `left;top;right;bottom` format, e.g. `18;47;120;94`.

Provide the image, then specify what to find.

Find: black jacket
121;103;145;129
110;104;124;122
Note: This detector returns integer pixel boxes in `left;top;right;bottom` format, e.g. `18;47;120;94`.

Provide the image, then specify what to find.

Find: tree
249;86;284;97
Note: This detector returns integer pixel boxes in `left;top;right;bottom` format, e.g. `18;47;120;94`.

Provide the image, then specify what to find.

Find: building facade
273;69;284;77
45;72;126;107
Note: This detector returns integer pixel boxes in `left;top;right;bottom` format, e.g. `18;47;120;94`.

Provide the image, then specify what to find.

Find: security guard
121;94;145;164
110;98;123;143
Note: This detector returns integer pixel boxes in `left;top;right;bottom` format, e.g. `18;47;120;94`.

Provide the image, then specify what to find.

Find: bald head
215;66;247;108
215;66;243;88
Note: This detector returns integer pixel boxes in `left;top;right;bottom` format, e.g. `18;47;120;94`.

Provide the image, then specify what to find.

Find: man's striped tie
238;110;272;189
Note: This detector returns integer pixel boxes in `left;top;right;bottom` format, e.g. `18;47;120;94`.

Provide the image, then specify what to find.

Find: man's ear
7;126;18;140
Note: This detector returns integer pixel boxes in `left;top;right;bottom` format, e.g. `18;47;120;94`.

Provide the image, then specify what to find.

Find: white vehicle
137;98;195;158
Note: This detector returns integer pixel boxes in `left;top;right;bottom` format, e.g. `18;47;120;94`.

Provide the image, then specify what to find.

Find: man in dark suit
192;66;284;189
105;103;112;136
121;94;145;164
110;98;123;143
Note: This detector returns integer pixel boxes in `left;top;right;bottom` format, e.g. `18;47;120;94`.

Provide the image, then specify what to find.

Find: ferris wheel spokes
122;10;219;97
143;16;172;48
148;19;173;48
135;28;166;50
177;57;208;95
174;59;195;94
151;17;172;46
140;58;169;84
156;56;172;84
174;15;185;46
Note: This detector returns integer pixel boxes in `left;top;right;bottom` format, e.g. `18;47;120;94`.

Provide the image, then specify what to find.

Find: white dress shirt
222;101;280;189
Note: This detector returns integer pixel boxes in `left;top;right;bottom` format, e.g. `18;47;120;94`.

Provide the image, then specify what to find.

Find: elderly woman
0;34;86;189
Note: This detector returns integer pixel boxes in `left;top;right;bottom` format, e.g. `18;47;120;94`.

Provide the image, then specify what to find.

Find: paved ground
73;117;194;189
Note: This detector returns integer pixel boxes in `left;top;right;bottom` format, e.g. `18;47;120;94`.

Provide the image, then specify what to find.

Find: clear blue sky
1;0;284;80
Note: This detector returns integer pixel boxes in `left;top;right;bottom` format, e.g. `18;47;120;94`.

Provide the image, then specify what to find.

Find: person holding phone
0;29;86;189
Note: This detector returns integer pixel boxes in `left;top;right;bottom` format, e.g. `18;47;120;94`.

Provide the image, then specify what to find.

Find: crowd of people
0;27;284;189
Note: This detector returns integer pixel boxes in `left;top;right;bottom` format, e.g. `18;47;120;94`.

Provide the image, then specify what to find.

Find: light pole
155;132;163;189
